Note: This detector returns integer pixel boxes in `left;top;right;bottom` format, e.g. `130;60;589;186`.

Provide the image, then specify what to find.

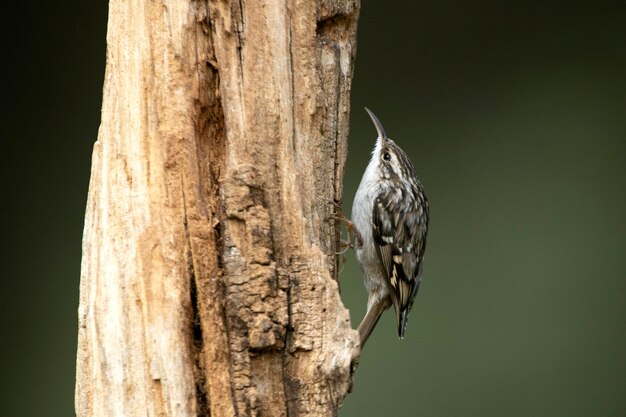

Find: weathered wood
76;0;360;416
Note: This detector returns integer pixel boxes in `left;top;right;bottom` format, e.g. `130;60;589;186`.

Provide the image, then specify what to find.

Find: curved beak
365;107;387;139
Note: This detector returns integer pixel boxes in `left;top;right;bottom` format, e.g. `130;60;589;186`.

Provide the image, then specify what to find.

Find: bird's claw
328;200;364;250
335;239;353;255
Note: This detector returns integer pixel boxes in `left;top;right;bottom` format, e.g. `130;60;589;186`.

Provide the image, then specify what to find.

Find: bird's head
365;107;416;183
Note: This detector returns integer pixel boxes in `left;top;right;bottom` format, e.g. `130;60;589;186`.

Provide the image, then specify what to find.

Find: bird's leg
357;296;392;348
328;201;363;251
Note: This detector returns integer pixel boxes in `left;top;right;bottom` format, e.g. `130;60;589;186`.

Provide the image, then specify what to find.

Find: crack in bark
235;0;246;127
189;262;211;417
286;0;298;158
280;262;297;417
182;177;211;417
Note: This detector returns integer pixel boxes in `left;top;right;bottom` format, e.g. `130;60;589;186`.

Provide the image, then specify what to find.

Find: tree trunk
75;0;360;416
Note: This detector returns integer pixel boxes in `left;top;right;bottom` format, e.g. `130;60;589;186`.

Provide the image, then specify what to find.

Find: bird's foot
335;239;353;255
328;201;364;250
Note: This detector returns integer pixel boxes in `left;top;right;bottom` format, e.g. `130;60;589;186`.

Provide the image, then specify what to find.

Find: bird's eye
383;152;391;161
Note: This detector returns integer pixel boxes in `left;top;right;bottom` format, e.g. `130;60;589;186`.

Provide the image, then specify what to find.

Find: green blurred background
2;1;624;416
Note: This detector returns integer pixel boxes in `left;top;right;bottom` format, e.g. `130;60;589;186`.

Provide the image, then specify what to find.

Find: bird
339;108;429;348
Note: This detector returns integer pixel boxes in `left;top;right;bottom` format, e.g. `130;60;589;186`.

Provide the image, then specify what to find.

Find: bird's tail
357;297;391;348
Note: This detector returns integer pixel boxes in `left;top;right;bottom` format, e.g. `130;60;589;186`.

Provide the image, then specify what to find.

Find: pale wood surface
76;1;360;416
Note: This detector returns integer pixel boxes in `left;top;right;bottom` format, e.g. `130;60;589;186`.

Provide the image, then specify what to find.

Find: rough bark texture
76;1;360;416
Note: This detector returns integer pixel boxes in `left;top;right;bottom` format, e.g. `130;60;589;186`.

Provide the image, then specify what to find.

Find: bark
75;1;360;416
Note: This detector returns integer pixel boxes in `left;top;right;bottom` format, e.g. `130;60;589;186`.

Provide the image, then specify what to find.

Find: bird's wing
372;188;428;336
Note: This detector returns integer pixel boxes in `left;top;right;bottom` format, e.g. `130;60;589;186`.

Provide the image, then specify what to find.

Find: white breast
351;158;388;299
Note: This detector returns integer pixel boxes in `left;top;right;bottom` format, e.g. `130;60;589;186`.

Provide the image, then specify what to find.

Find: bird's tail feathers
357;297;391;348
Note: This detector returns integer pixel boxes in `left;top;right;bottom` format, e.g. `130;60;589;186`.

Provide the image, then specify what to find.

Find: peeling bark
76;0;361;416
